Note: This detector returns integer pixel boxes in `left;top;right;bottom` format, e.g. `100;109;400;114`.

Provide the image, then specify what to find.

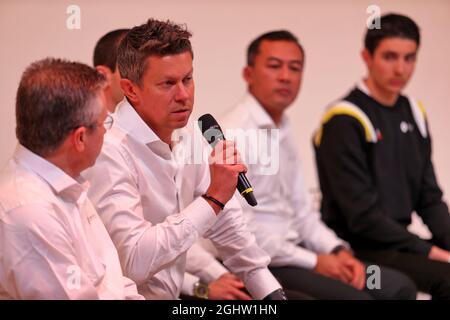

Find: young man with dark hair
83;19;284;300
314;13;450;299
0;58;141;299
222;30;416;299
93;29;129;112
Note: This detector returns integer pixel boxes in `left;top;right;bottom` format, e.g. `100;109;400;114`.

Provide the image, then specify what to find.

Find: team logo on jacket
400;121;414;133
376;129;383;141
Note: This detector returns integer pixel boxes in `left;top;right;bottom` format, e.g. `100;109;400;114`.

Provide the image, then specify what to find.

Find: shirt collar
115;99;191;160
241;93;290;130
13;144;88;202
114;98;160;145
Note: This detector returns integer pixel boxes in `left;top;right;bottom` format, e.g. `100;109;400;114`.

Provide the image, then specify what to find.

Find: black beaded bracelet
201;194;225;210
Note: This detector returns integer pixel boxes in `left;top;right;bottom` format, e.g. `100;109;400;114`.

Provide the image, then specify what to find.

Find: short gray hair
16;58;106;156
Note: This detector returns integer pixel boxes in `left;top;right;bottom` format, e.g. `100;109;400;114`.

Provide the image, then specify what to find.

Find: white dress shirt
0;145;142;300
221;94;348;270
82;99;281;300
181;243;229;295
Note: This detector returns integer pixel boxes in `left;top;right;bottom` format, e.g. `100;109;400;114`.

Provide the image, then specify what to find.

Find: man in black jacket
314;13;450;299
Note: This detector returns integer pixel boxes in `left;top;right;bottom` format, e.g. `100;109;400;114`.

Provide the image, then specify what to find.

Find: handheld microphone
198;113;257;207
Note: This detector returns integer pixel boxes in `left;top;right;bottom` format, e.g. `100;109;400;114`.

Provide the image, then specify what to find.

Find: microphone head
198;113;225;146
198;113;222;134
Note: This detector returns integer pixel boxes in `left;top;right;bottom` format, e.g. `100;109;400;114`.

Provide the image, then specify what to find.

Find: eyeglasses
71;114;114;132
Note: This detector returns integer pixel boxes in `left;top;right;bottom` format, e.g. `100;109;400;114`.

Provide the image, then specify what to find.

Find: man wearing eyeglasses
0;58;142;299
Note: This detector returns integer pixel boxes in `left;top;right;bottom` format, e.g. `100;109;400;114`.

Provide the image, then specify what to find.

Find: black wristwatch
331;245;347;255
262;288;287;300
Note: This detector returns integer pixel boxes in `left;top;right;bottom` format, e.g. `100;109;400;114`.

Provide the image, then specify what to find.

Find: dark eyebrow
382;51;417;60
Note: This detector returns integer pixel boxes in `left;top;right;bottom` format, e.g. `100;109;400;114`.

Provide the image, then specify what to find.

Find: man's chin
387;80;408;93
386;86;403;97
171;117;190;129
274;99;293;112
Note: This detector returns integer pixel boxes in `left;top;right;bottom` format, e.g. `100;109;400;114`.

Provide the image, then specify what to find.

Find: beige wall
1;0;449;202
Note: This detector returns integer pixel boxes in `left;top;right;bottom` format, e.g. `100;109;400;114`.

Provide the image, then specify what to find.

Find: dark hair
93;29;129;72
247;30;304;66
16;58;106;156
117;18;193;86
365;13;420;54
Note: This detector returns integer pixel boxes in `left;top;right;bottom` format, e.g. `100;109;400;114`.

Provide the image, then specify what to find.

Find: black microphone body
198;114;257;207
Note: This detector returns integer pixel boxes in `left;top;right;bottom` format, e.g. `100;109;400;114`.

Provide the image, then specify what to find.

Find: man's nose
175;82;190;101
394;60;406;75
277;65;290;82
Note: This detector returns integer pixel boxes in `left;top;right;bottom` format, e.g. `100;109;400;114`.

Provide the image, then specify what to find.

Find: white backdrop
1;0;449;205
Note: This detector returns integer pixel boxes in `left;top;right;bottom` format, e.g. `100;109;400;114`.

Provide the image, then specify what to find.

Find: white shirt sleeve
240;210;319;269
231;130;346;272
0;205;100;299
180;272;200;296
181;242;230;297
290;162;348;255
270;241;318;269
84;141;218;285
185;242;228;283
193;162;281;300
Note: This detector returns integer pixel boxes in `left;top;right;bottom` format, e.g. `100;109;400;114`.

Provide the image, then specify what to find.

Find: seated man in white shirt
82;18;284;300
92;28;251;300
221;30;417;299
0;58;142;299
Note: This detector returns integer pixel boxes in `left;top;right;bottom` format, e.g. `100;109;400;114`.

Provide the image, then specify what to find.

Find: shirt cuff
290;246;318;269
244;268;282;300
200;260;228;284
181;272;200;296
184;197;218;236
327;241;351;255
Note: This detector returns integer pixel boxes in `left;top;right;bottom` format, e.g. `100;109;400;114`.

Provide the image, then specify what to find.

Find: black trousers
269;262;417;300
355;250;450;300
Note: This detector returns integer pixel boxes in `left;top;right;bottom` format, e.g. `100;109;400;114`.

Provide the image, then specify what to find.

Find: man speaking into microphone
82;18;285;300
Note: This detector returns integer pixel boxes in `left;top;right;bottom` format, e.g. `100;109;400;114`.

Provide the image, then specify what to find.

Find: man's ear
71;127;87;152
95;65;113;86
361;48;372;67
120;78;140;105
243;66;253;85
